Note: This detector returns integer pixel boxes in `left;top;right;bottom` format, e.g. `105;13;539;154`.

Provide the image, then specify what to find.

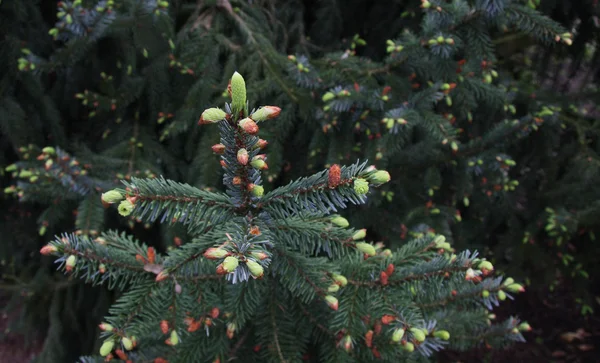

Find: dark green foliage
1;0;598;361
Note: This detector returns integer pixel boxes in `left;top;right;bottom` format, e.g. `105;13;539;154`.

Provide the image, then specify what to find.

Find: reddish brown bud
237;148;249;165
385;263;395;276
381;315;396;325
160;320;169;334
380;271;389;286
365;330;374;348
232;176;242;185
257;139;268;149
238;118;259;134
328;164;342;188
212;144;225;154
211;307;220;319
40;244;57;255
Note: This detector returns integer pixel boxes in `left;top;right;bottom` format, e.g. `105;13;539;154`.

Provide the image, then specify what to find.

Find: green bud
99;340;115;357
246;259;264;279
403;342;415;352
353;178;369;195
230;71;247;112
504;277;514;286
352;229;366;240
392;328;405;342
332;274;348;287
251;184;264;197
497;290;506;301
42;146;55;154
118;199;135;216
169;330;179;345
327;284;340;293
5;164;17;172
367;170;391;185
410;327;426;342
325;295;339;310
331;216;349;228
122;337;133;350
223;256;239;273
518;322;532;331
482;290;490;298
322;92;335;102
101;190;124;204
355;242;376;256
66;255;77;269
199;108;227;124
433;330;450;340
250;106;281;122
478;260;494;271
250;159;266;170
506;283;525;293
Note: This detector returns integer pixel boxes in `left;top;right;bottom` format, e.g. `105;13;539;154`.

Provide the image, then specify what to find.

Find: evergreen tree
1;0;598;361
41;71;528;363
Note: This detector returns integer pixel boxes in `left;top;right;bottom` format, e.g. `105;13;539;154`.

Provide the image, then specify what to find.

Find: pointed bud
391;328;405;342
355;242;376;256
99;323;114;331
352;229;367;240
250;158;267;170
257;139;268;149
167;330;179;345
122;337;133;351
325;295;338;310
367;170;391;185
332;274;347;287
204;247;230;260
42;146;55;154
237;148;249;165
518;322;532;332
251;251;269;260
226;322;237;339
156;270;170;281
101;190;124;204
365;330;374;348
199;108;227;124
342;335;352;352
118;199;135;216
246;259;264;279
380;271;389;286
100;340;115;357
506;283;525;293
410;327;426;342
40;244;57;255
353;178;369;195
433;330;450;340
503;277;514;286
330;216;349;228
230;72;247;111
222;256;239;273
250;106;281;122
212;144;226;154
322;92;335;102
327;284;340;293
239;117;259;134
65;255;77;272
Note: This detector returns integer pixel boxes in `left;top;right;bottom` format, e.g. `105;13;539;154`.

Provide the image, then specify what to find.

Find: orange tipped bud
212;144;226;154
237;148;249;165
257;139;268;149
40;244;57;255
325;295;338;310
203;247;229;260
238;118;259;134
250;106;281;122
156;270;170;281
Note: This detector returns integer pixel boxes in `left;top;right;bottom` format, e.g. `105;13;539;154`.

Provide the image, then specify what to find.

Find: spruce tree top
41;72;527;363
